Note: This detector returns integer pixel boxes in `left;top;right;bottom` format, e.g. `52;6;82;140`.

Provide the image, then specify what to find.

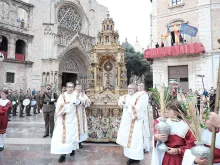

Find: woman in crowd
0;90;11;151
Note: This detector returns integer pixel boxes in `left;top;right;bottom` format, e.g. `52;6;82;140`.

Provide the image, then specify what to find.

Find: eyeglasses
67;86;74;88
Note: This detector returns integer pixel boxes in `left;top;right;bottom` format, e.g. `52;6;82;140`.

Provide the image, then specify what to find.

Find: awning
144;42;205;59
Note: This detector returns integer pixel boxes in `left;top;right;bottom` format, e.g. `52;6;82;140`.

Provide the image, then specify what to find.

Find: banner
180;23;198;37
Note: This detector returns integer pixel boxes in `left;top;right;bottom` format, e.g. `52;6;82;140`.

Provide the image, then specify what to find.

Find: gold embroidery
61;94;66;144
76;105;80;139
82;93;85;134
127;93;145;148
62;113;66;144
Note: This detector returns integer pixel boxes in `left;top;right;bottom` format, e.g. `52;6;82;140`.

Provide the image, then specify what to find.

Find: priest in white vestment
51;82;81;163
117;84;144;165
136;82;151;152
75;85;91;148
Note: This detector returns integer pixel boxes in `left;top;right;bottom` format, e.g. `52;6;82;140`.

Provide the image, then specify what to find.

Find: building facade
0;0;108;92
147;0;220;91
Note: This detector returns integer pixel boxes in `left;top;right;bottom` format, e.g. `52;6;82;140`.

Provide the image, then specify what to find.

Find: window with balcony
0;35;8;59
17;8;28;29
6;72;15;83
15;40;26;61
170;31;185;46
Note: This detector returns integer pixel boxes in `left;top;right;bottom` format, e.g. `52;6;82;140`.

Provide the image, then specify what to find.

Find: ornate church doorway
58;46;90;93
62;72;77;87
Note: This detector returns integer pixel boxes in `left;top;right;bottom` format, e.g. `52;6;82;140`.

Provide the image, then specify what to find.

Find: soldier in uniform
19;90;26;117
13;90;19;116
25;92;32;116
42;84;58;138
7;89;15;121
33;91;40;114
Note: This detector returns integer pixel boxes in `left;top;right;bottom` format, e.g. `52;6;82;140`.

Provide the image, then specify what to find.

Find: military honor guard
42;84;57;138
51;82;81;163
13;90;19;116
25;92;32;116
0;90;11;151
7;89;15;121
33;91;41;114
19;90;26;117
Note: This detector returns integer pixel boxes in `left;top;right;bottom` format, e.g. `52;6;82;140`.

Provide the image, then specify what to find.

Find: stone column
7;36;15;59
94;66;97;87
117;65;121;87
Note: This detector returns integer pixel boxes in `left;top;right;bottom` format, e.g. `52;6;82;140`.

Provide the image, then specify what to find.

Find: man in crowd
13;90;19;116
75;85;91;148
42;84;57;138
203;89;208;97
136;82;151;153
25;91;32;116
34;91;41;114
117;83;145;165
209;89;216;112
7;89;15;121
19;90;26;117
51;82;81;163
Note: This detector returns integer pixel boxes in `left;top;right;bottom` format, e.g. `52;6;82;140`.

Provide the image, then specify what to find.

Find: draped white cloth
136;91;151;152
117;94;144;160
77;92;90;142
51;92;80;154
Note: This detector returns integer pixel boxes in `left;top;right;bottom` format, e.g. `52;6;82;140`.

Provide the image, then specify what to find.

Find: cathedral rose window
58;6;82;32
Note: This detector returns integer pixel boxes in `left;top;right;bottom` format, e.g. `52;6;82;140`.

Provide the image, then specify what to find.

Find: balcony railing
15;53;25;61
144;42;205;59
0;50;7;59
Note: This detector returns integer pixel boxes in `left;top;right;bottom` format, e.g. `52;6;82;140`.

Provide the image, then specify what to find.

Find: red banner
144;43;205;59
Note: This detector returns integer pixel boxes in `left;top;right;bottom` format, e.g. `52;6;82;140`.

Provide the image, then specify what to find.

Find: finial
136;36;138;42
107;11;110;18
125;38;127;42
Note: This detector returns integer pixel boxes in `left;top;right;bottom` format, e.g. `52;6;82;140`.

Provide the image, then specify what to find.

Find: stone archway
58;47;89;91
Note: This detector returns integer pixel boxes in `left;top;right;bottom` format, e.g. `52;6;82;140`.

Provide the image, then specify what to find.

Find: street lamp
197;74;205;90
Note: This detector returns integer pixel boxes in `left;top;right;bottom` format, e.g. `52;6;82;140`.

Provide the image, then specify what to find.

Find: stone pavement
0;112;152;165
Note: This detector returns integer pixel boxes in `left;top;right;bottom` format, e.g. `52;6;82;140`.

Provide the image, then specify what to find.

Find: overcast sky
96;0;152;49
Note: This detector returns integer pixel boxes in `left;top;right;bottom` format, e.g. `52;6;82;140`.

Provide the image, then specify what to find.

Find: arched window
15;40;26;61
17;8;28;28
16;40;26;55
0;35;8;59
58;5;82;32
0;2;9;22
